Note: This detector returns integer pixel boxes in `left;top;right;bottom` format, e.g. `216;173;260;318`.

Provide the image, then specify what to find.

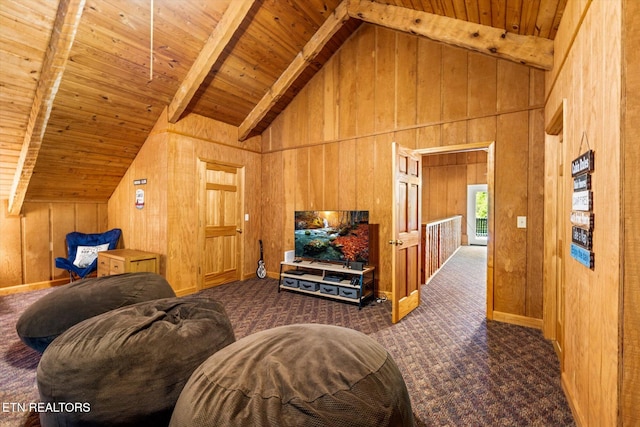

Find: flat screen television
294;210;369;264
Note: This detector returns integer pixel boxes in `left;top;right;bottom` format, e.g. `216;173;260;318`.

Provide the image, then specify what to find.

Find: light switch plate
517;216;527;228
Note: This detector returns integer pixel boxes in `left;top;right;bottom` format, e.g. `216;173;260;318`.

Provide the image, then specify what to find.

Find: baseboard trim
0;278;70;296
377;290;391;301
241;272;256;280
561;372;585;426
175;286;198;297
242;271;278;280
491;311;543;329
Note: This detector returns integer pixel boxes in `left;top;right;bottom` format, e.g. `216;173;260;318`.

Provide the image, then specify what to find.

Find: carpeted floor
0;246;575;426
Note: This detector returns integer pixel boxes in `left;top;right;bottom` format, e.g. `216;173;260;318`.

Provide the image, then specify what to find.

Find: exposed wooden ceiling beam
347;0;554;70
167;0;256;124
8;0;85;215
238;0;351;141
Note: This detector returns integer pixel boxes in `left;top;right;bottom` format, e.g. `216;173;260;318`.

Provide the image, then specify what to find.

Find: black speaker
350;261;364;271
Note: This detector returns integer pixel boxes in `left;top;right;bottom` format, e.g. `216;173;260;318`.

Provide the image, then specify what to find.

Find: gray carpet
0;246;574;426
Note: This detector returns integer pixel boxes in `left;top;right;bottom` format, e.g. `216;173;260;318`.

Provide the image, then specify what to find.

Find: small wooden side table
98;249;160;277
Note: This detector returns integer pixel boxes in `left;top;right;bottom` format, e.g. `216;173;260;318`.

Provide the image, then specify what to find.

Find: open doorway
416;141;494;320
467;184;488;246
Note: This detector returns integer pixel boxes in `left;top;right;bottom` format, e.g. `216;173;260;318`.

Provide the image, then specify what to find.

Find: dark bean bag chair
169;324;415;427
16;272;175;352
37;296;236;427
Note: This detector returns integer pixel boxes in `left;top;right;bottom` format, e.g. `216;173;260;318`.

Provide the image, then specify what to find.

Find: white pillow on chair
73;243;110;268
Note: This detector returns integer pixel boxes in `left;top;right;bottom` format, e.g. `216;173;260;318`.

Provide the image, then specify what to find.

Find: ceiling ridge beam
238;0;351;141
8;0;86;216
347;0;554;70
167;0;257;124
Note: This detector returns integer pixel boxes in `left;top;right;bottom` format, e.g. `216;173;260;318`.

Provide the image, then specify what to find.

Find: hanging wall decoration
134;178;147;210
569;132;594;269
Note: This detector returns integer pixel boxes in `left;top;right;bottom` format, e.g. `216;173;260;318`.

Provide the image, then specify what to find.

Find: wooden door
391;143;422;323
200;161;244;289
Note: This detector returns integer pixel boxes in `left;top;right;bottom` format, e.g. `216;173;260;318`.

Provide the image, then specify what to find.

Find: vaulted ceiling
0;0;566;214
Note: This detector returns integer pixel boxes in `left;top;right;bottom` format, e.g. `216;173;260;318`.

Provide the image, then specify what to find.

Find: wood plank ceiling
0;0;566;214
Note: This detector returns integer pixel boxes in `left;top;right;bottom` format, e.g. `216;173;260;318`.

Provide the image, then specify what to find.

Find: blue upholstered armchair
55;229;122;281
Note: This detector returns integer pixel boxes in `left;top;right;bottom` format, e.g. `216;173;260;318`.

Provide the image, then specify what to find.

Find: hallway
407;245;574;425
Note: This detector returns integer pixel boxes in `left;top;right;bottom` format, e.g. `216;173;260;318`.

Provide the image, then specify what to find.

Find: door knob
388;239;404;246
236;228;243;233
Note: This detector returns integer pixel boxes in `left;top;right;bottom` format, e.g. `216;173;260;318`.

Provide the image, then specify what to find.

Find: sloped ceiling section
0;0;566;214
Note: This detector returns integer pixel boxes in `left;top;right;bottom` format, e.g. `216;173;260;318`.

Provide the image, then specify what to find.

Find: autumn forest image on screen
294;211;369;264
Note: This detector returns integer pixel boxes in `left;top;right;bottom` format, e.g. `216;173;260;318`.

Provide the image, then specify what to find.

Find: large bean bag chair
37;296;236;427
16;272;175;352
170;324;415;427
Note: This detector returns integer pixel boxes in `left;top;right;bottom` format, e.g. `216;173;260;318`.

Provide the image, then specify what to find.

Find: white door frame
467;184;488;246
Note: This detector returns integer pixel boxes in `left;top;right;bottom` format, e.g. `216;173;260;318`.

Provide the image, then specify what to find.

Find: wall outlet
517;216;527;228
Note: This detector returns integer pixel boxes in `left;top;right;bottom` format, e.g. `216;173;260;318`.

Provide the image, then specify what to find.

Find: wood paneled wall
544;0;624;425
108;109;262;295
261;23;545;324
422;152;487;244
0;200;108;292
108;114;170;272
623;1;640;423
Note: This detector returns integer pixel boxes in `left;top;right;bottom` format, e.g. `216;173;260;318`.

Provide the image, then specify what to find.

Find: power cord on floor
376;294;388;303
